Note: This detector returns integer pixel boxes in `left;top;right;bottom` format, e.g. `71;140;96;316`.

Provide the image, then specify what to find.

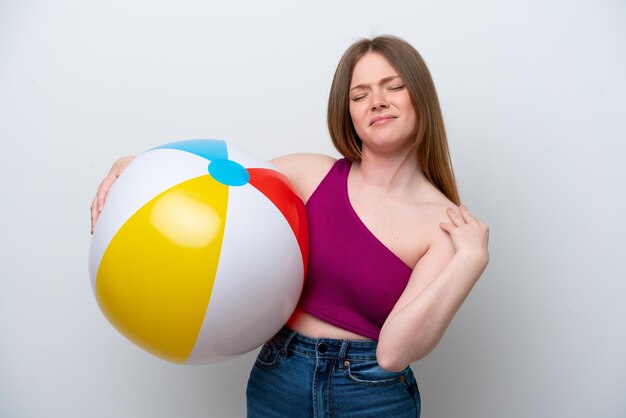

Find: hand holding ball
89;139;308;364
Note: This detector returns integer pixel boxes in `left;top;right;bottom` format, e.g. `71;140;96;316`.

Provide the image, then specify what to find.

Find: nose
370;89;388;111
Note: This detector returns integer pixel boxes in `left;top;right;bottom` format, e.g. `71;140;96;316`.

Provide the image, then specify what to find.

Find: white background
1;0;625;417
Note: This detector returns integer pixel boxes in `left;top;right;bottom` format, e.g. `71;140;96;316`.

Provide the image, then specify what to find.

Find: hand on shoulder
439;205;489;266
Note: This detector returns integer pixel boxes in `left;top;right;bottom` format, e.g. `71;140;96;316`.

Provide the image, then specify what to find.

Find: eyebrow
350;75;402;91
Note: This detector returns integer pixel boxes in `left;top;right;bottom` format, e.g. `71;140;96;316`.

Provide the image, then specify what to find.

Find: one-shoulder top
297;158;413;340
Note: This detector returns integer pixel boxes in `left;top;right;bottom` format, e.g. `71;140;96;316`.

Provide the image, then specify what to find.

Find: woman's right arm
90;153;335;233
90;156;135;234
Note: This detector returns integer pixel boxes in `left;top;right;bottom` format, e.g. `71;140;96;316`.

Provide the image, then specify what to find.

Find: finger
96;177;114;210
446;207;465;227
90;196;99;234
439;222;454;234
92;178;111;234
459;205;477;223
110;156;134;177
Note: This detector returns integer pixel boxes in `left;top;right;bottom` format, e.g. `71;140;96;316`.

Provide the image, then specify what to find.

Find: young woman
91;35;489;417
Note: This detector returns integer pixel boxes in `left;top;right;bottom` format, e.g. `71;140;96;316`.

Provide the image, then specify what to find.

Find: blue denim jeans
246;327;420;417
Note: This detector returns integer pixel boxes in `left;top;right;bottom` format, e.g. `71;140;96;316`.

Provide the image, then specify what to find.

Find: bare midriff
286;306;372;340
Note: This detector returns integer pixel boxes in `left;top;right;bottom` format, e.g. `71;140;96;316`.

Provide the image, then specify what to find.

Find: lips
370;115;396;126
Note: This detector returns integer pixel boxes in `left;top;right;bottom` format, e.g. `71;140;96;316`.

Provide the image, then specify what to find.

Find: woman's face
348;52;417;156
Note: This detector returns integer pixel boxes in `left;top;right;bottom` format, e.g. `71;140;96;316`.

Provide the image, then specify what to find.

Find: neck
354;148;426;192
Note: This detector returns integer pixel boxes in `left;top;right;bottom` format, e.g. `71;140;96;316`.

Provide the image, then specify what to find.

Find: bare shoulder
269;153;337;202
413;186;459;250
270;153;336;174
415;181;458;222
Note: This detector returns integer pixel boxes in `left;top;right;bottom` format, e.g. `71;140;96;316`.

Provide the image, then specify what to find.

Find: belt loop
338;340;350;370
280;329;297;358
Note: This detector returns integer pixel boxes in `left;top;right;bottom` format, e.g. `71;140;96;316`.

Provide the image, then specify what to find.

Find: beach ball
89;139;308;364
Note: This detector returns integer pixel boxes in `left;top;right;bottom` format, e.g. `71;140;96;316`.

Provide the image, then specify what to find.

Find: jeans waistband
273;326;379;362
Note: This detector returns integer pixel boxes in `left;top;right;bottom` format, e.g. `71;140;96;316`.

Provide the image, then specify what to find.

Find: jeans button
317;343;327;353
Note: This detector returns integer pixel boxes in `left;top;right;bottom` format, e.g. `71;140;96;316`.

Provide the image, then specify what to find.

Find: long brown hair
327;35;460;205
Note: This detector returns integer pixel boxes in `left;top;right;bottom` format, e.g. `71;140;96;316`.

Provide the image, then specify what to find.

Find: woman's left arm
377;205;490;372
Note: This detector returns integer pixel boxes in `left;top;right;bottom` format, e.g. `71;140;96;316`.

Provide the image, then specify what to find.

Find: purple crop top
298;158;413;340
